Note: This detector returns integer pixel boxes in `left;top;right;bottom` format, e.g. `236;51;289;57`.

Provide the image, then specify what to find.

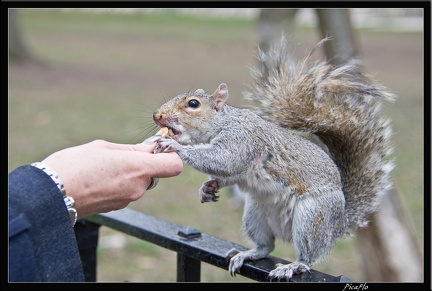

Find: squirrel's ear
213;83;229;111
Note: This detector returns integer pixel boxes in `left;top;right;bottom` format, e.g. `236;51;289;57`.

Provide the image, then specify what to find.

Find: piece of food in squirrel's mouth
156;127;175;138
156;127;169;137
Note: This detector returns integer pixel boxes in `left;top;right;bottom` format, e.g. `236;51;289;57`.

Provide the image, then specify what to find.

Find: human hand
41;140;183;218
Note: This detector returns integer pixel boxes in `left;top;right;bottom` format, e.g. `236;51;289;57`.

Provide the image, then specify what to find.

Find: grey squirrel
152;39;396;281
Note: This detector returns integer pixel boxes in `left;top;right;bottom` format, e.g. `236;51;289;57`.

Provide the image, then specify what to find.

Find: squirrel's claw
226;249;246;277
225;248;240;262
267;261;310;282
199;191;219;203
199;179;220;203
142;135;163;146
158;138;181;153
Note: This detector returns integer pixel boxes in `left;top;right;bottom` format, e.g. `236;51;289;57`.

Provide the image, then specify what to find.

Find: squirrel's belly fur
238;134;347;244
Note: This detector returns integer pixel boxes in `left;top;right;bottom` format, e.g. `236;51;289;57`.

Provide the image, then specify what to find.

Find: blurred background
8;8;424;282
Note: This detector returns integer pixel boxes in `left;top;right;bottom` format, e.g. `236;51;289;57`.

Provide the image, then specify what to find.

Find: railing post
74;219;101;282
177;253;201;282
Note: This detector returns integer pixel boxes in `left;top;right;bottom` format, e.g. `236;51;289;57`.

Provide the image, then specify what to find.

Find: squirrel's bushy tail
244;38;396;229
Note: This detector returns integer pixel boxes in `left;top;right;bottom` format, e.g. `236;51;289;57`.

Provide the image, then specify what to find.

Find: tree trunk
357;189;423;281
315;9;360;66
257;8;298;53
9;9;33;61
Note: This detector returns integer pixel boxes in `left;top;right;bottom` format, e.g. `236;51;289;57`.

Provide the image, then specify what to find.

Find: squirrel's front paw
157;138;181;153
199;180;220;203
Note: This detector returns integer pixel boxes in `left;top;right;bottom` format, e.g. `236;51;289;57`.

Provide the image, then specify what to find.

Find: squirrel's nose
153;112;162;121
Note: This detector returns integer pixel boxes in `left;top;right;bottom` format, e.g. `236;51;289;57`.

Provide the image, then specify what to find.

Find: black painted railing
75;207;351;282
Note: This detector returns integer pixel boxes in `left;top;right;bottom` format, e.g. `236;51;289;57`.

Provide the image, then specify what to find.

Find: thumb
104;141;157;153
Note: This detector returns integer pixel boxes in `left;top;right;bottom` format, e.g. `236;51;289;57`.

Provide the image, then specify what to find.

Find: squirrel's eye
187;99;200;109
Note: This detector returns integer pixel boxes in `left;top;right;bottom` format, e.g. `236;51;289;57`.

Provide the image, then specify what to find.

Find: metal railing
75;207;351;282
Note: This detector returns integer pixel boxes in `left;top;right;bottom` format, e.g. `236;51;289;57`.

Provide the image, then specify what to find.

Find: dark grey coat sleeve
8;165;84;282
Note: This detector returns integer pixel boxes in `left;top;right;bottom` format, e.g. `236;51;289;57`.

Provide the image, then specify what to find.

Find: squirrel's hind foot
268;261;311;282
225;248;244;277
225;248;240;262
